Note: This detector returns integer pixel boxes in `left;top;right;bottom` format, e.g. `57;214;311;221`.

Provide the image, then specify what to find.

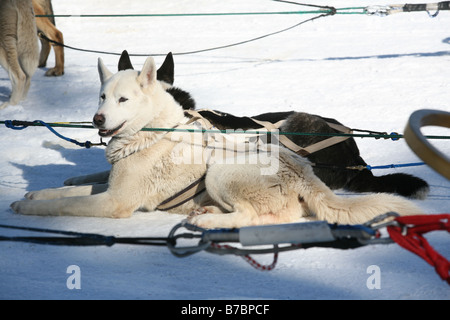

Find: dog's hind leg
17;0;39;96
0;38;27;107
188;163;262;228
37;35;51;68
34;0;52;68
189;161;303;228
0;0;39;108
34;7;64;76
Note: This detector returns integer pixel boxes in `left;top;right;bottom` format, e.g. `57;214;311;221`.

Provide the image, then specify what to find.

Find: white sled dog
11;56;423;228
0;0;39;109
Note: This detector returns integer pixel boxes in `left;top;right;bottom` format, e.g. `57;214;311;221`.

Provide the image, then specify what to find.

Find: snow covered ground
0;0;449;300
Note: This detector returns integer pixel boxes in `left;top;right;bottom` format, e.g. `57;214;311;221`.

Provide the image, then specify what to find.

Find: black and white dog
147;51;429;199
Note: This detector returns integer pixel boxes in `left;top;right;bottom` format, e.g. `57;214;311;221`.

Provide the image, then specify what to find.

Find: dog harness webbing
155;109;353;211
249;116;352;157
156;175;206;211
184;109;353;157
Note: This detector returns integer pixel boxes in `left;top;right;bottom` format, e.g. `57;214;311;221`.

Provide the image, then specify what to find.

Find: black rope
0;224;171;247
402;1;450;13
0;221;371;251
37;6;334;57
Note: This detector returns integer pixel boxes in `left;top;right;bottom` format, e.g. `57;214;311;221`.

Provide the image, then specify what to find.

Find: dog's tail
303;189;423;225
343;170;430;200
296;164;423;225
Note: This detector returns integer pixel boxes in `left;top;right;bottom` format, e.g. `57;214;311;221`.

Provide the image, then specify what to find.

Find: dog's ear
166;87;196;110
156;52;174;85
138;57;157;89
98;58;113;83
118;50;134;71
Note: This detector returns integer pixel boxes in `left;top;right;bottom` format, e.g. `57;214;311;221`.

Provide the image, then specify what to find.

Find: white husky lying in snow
10;56;423;228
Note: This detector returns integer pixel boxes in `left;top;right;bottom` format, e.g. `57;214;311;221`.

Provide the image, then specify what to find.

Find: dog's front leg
11;192;135;218
64;170;110;186
24;184;108;200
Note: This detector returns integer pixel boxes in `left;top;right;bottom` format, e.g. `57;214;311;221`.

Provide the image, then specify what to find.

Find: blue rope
389;132;400;141
4;120;96;148
367;162;425;170
4;120;28;130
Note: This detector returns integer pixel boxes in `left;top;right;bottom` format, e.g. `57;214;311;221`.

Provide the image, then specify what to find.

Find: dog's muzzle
93;114;126;137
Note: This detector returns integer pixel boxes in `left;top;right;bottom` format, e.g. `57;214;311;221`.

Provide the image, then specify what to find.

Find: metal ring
403;109;450;180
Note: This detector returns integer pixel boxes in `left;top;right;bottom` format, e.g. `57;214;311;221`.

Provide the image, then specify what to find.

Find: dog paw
10;199;49;216
188;212;223;229
187;208;209;226
23;188;69;200
10;201;20;213
24;191;34;200
10;200;31;214
24;190;45;200
187;214;207;228
0;101;9;110
188;207;209;218
24;190;54;200
45;68;64;77
187;206;228;228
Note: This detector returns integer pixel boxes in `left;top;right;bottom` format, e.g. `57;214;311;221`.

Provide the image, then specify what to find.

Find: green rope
34;7;366;19
34;11;332;18
2;120;449;141
335;7;366;14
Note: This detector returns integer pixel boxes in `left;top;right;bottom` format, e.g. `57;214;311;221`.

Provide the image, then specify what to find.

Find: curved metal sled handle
404;109;450;180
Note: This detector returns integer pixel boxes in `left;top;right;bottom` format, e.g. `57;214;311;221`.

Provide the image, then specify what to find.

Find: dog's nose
93;114;105;127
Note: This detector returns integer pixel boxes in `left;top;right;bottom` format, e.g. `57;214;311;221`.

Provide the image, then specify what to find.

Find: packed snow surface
0;0;449;299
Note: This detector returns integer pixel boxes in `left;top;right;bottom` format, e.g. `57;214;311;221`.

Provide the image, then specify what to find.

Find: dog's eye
100;93;106;100
119;97;128;103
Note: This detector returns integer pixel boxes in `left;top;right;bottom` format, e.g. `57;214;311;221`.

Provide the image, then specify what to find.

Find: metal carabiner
357;212;400;245
166;221;211;257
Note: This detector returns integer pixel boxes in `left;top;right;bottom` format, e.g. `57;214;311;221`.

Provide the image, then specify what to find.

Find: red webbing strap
387;214;450;284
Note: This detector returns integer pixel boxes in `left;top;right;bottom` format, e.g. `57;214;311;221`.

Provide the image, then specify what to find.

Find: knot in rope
4;120;30;130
